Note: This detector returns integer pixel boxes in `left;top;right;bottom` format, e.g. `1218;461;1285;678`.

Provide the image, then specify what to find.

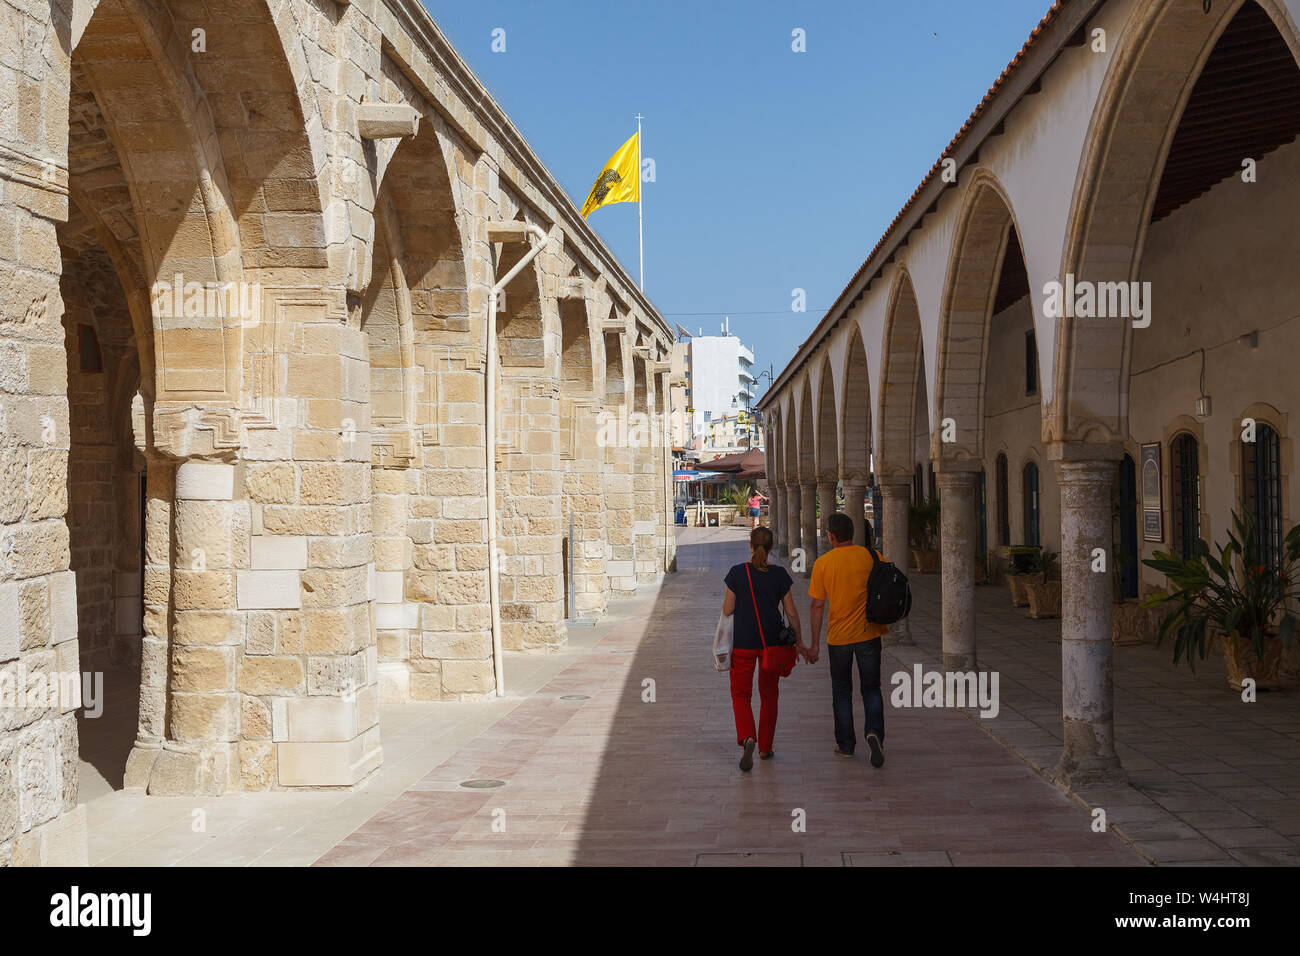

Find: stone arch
878;269;927;480
814;355;838;481
841;324;872;481
1055;0;1300;445
363;201;418;431
495;227;547;374
796;376;815;482
935;170;1027;464
72;0;247;411
782;395;799;484
375;122;471;344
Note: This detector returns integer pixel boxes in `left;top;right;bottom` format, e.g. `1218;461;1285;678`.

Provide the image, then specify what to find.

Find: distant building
669;318;762;456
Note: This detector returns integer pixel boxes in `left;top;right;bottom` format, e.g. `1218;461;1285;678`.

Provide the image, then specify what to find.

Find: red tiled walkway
317;528;1146;866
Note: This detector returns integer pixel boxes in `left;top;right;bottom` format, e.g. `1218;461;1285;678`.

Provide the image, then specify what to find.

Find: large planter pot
1025;579;1061;619
1112;601;1155;646
911;549;940;574
1007;575;1030;607
1223;632;1297;691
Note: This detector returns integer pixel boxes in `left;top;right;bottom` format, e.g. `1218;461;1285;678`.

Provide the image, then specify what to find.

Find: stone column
1055;457;1126;789
879;477;912;644
125;459;173;788
772;484;787;555
786;483;802;565
162;460;243;795
937;469;978;671
817;480;836;551
799;481;818;573
844;481;867;547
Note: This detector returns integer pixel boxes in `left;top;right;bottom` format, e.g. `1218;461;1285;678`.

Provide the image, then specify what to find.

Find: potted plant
727;483;753;526
907;497;941;573
1001;545;1039;606
1142;511;1300;691
1024;548;1061;619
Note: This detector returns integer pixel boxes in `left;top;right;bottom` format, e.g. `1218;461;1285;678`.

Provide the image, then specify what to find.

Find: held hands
798;641;819;664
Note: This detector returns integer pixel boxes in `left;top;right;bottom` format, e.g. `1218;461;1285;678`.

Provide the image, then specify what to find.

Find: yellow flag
580;132;640;218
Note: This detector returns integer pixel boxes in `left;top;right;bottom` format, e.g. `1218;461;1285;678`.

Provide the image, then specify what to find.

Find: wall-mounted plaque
1140;442;1163;542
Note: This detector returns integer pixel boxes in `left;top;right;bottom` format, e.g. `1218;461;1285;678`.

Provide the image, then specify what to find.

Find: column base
128;742;237;796
942;651;976;672
1053;720;1127;790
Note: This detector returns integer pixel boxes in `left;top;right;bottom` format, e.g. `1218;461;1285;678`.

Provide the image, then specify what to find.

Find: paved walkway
318;528;1143;866
900;569;1300;866
84;527;1295;866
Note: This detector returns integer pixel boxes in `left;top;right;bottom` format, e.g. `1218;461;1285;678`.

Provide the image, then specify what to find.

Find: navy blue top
724;562;794;650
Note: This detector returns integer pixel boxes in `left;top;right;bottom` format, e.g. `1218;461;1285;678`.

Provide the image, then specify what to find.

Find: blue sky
425;0;1053;397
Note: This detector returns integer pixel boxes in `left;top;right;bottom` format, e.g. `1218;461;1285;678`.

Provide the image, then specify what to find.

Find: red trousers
730;648;780;752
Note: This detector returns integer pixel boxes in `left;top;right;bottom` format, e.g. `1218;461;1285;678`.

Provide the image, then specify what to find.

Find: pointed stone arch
813;355;838;482
840;324;872;482
796;376;815;483
935;170;1027;466
877;269;927;481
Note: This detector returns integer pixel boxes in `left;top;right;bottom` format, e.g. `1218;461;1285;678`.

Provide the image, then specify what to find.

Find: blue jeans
828;638;884;754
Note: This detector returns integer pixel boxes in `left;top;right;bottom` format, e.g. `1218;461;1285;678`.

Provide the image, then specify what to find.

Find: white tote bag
713;611;734;672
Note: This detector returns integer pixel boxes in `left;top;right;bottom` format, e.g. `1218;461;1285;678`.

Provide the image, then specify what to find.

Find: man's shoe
833;746;854;758
740;738;756;772
866;733;885;768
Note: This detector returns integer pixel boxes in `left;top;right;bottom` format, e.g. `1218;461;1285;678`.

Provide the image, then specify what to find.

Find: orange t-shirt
808;544;889;645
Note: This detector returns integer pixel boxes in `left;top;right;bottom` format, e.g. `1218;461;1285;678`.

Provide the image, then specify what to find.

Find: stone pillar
937;469;978;671
772;484;786;555
879;477;912;644
799;481;818;573
1055;457;1126;789
786;483;802;564
125;459;173;788
844;481;867;547
817;480;836;551
161;460;243;795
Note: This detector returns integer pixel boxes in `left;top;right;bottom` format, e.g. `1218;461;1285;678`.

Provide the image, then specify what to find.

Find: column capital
877;476;911;495
935;469;978;491
932;457;984;474
1053;457;1118;487
1046;440;1125;463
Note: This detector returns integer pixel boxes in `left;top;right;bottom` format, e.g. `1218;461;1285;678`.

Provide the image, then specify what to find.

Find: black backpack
864;546;912;625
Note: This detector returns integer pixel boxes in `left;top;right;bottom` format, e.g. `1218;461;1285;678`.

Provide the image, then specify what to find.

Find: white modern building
673;319;762;455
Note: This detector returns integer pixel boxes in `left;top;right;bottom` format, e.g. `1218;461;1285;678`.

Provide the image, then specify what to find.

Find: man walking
805;512;888;767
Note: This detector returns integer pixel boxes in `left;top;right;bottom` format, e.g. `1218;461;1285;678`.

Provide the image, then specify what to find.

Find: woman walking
721;526;803;771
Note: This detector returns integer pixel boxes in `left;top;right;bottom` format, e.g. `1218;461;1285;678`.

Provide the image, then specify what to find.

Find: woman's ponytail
749;526;773;570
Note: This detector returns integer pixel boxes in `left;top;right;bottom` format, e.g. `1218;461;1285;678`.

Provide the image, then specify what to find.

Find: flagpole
635;113;644;291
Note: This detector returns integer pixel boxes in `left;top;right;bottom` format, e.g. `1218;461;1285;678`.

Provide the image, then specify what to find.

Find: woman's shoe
759;751;774;760
739;738;756;771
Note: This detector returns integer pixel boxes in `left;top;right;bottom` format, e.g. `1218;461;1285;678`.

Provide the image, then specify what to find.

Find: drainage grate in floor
459;779;506;789
559;694;591;700
695;851;804;867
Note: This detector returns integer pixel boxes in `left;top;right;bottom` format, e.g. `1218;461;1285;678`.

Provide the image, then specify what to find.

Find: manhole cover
559;694;590;700
695;852;803;867
459;779;506;789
